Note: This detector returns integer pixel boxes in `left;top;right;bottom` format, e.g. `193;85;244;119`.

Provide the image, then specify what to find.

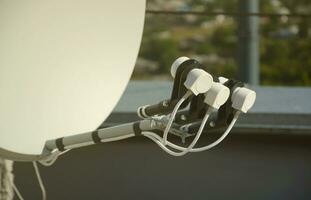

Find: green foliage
136;0;311;86
140;35;179;73
261;37;311;85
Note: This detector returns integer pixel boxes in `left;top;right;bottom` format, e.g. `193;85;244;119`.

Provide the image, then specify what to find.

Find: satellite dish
0;0;146;161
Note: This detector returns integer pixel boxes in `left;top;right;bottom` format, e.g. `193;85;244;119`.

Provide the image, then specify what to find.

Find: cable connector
204;82;230;109
232;87;256;113
184;69;213;96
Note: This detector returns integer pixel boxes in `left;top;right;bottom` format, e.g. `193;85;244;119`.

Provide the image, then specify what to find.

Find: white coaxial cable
143;108;213;156
162;91;192;145
144;111;240;155
33;162;47;200
189;111;240;152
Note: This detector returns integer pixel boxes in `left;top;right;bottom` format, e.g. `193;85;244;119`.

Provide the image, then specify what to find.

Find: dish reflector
0;0;145;161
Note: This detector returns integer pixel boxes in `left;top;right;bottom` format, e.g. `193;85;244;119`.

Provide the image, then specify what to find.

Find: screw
162;100;169;107
180;114;187;121
209;121;215;127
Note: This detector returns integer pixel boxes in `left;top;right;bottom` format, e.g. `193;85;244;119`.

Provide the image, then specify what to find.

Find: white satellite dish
0;0;146;161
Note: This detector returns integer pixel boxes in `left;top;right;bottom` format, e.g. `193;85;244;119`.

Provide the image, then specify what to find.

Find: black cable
146;10;311;18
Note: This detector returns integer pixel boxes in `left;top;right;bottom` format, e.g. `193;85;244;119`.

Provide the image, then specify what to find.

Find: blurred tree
136;0;311;86
140;34;179;73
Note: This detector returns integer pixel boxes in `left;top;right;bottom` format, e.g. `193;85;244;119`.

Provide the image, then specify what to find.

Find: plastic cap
184;69;213;96
170;57;190;78
218;76;229;84
232;87;256;113
204;83;230;109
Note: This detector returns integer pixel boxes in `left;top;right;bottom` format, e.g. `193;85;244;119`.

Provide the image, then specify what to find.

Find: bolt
180;114;187;121
209;121;215;127
162;100;169;107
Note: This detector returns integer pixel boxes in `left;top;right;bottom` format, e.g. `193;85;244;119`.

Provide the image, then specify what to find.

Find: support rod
44;119;157;154
237;0;260;85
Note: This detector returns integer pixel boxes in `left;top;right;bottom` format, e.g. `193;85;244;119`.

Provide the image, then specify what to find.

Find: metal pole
237;0;260;85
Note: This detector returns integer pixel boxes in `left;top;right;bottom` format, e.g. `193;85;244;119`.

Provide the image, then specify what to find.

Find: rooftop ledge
104;81;311;135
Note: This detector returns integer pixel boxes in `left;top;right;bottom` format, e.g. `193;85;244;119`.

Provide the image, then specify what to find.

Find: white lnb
184;69;213;96
170;57;190;78
232;87;256;113
204;82;230;109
